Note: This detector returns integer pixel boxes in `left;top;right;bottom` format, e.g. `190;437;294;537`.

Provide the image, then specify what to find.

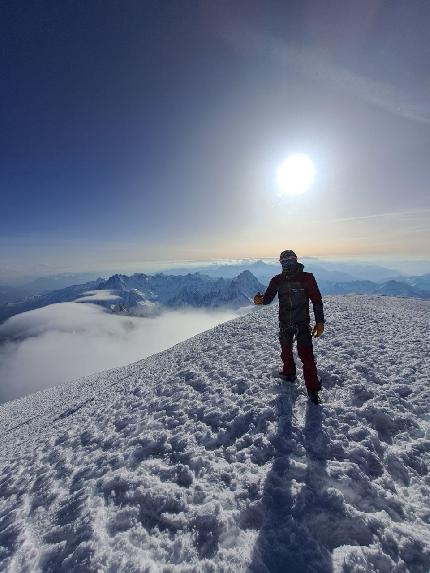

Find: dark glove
254;292;264;305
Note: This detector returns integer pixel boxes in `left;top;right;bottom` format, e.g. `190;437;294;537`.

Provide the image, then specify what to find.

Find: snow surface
0;295;429;573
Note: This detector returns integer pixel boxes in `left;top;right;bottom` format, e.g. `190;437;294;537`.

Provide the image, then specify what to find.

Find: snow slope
0;296;429;572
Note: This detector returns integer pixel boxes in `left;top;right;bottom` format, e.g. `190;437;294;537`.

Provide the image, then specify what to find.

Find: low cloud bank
0;303;240;403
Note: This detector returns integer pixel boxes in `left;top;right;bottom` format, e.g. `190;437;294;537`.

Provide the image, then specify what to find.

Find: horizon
2;255;430;287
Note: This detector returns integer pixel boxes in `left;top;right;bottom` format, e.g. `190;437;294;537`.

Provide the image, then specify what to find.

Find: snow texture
0;295;429;572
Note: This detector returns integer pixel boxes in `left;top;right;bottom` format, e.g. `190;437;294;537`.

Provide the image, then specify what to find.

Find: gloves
312;323;324;337
254;292;264;305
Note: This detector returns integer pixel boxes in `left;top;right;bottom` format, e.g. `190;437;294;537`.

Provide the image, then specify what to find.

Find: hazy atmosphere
1;1;429;283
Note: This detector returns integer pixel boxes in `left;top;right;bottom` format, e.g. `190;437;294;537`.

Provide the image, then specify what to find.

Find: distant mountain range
318;277;430;298
166;259;430;286
167;259;403;283
0;272;103;303
2;259;429;298
0;265;429;325
0;271;266;324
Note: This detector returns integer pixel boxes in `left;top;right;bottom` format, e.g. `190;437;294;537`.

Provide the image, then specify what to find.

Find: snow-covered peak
232;269;263;289
102;273;129;290
0;295;429;571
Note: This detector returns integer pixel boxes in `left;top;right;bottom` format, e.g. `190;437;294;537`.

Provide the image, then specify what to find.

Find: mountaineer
254;250;324;404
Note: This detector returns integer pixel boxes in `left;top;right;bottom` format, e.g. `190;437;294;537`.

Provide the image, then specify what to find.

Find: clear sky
1;0;429;280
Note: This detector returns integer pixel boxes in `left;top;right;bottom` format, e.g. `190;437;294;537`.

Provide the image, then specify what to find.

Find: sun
276;154;316;196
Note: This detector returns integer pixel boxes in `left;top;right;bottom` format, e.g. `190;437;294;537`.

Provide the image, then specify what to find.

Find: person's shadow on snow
249;392;332;573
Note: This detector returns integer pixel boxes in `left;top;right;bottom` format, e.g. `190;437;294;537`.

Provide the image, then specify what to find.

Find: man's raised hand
254;292;264;305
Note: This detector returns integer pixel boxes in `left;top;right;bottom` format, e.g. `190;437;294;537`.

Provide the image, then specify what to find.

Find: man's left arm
306;274;325;336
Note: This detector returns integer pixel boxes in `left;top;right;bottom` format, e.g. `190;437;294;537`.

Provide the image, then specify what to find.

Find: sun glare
276;154;316;196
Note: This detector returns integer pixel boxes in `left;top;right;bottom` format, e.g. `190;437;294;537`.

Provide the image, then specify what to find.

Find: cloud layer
0;302;239;403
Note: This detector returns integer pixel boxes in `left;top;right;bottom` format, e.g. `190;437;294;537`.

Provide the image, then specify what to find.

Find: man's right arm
262;277;279;305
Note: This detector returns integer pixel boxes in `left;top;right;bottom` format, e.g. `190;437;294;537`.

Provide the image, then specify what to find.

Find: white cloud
74;290;122;302
0;303;239;403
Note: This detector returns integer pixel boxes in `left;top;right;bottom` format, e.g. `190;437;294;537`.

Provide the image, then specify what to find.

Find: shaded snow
0;296;429;572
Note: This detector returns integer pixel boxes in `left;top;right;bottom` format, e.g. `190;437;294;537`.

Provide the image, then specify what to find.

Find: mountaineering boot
307;389;320;405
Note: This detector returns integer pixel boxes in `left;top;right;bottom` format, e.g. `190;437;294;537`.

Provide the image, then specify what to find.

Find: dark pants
279;324;320;391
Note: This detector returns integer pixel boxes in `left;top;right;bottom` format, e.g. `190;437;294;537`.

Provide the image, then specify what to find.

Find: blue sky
1;0;429;280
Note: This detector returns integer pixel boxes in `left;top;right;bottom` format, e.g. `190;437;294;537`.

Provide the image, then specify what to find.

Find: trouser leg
296;329;320;391
279;329;295;376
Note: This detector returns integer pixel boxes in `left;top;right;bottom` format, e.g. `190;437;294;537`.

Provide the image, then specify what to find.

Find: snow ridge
0;296;429;572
